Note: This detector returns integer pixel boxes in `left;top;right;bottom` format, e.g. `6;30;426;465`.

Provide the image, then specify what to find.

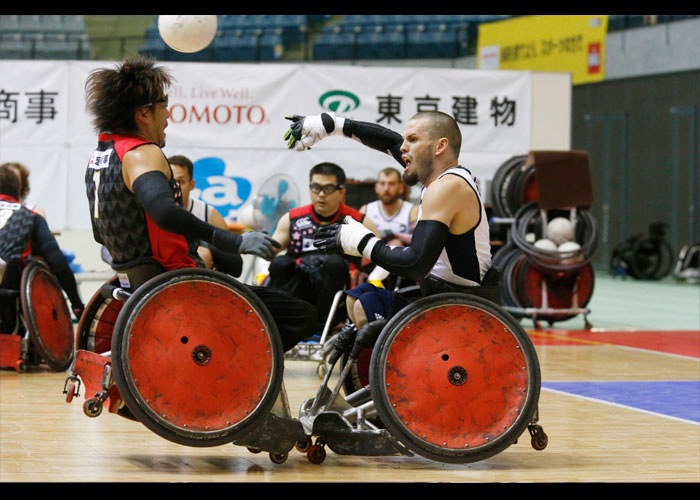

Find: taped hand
283;112;345;151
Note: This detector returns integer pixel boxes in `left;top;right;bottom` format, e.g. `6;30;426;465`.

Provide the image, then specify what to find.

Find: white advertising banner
0;60;531;231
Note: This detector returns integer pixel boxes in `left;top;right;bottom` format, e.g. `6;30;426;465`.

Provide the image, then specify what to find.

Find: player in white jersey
360;167;419;287
360;167;418;246
285;110;499;347
168;155;242;277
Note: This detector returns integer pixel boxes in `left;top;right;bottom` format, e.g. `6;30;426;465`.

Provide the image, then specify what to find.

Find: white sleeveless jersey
419;166;491;287
188;198;211;223
364;199;415;235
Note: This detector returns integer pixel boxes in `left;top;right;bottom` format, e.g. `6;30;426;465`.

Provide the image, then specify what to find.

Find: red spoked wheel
75;276;122;354
111;268;284;447
20;260;75;371
369;293;541;464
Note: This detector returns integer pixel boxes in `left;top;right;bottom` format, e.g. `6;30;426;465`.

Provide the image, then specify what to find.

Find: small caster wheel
269;452;288;464
306;444;326;465
83;398;103;418
528;425;548;451
15;360;26;373
65;382;77;403
247;447;262;454
295;437;312;453
531;432;548;450
316;363;326;379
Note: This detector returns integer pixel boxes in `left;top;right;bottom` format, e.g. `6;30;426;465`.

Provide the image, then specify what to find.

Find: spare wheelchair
1;258;74;373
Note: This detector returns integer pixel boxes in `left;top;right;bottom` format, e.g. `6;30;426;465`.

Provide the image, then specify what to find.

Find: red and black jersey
0;195;35;287
287;203;364;257
85;133;198;271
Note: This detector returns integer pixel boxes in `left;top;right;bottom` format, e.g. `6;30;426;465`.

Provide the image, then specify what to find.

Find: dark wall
571;69;700;267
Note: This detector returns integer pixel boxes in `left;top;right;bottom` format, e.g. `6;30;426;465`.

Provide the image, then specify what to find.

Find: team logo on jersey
191;157;251;221
89;149;113;169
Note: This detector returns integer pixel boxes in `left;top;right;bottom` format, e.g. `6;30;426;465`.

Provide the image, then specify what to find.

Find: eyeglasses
309;183;343;194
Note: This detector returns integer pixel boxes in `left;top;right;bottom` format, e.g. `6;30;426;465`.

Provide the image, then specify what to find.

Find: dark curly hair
85;55;174;134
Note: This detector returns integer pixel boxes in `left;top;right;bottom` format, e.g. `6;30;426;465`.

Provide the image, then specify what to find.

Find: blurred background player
1;162;47;218
360;167;418;246
168;154;242;277
268;162;379;327
359;167;419;289
83;55;316;352
0;167;84;333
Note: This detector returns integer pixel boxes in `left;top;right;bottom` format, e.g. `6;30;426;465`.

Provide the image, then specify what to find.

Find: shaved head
410;111;462;158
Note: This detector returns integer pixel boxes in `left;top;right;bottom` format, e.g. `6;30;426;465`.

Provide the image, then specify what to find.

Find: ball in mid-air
158;15;218;53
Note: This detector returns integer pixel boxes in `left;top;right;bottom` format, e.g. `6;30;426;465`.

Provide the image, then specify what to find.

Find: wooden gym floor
1;271;698;483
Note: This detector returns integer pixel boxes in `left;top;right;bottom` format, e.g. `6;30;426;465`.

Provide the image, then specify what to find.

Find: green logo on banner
319;90;360;113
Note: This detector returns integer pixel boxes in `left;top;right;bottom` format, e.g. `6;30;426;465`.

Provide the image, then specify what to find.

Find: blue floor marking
542;381;700;423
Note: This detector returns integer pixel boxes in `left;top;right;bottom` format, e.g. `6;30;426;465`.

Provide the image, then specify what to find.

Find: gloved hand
283;112;345;151
238;231;281;260
314;216;379;259
212;228;280;260
328;321;357;365
379;229;395;241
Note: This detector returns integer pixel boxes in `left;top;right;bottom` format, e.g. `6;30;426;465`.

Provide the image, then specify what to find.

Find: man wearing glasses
82;56;317;352
269;162;378;326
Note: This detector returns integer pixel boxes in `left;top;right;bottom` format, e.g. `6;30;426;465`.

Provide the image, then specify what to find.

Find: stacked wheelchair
63;266;547;465
490;151;599;329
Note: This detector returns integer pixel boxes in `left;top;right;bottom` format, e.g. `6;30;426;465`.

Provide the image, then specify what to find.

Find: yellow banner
477;15;608;85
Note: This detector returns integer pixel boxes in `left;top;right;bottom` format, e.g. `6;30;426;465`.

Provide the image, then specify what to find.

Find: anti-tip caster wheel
529;425;548;451
306;444;326;465
246;447;262;454
295;437;312;453
83;398;103;418
65;382;77;403
269;452;288;464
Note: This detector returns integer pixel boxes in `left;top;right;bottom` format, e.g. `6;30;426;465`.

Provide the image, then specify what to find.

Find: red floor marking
527;329;700;358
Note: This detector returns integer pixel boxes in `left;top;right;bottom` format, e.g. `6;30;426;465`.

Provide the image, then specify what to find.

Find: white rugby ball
533;238;558;251
546;217;575;246
558;241;582;253
158;15;218;53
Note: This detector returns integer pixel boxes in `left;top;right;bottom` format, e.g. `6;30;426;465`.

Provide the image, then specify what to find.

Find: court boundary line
528;330;700;360
542;387;700;426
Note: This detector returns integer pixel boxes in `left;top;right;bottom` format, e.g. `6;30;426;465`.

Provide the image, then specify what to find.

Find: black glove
328;321;358;365
379;229;395;241
313;223;343;254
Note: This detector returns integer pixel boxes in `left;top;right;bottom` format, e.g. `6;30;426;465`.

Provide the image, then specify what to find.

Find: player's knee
353;298;368;328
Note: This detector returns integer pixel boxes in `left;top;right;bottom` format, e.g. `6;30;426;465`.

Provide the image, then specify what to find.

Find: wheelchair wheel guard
369;293;541;463
111;268;284;447
20;260;74;371
75;276;121;353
